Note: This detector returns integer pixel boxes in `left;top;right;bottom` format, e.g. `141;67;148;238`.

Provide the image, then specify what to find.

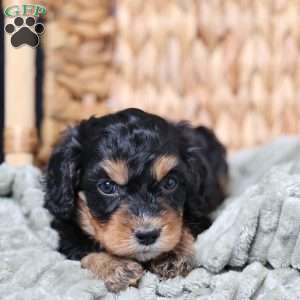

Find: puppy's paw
81;253;144;293
149;252;195;279
105;259;144;292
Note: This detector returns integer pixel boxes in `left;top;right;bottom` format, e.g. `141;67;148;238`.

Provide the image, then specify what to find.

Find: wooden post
3;0;37;165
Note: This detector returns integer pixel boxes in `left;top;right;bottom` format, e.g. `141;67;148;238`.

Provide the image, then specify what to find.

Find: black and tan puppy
45;108;228;292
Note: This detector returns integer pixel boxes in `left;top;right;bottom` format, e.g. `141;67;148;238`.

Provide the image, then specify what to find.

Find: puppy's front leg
149;228;195;278
81;252;144;292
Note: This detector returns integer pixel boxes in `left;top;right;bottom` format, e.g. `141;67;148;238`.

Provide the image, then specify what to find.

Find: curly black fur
44;108;228;260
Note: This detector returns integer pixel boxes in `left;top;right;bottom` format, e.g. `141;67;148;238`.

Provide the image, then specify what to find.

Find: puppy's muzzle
134;228;161;245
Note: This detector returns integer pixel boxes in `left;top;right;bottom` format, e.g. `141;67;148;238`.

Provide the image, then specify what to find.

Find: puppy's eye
162;176;178;192
97;180;118;196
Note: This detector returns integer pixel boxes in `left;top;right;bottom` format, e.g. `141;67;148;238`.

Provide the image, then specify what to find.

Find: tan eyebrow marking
101;159;129;185
151;155;178;181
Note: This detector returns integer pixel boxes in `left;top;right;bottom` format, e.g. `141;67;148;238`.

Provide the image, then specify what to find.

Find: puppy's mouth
132;243;162;261
135;252;160;262
129;225;178;261
107;220;183;261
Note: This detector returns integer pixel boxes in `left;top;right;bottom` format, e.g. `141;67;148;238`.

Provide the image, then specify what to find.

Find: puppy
45;108;228;292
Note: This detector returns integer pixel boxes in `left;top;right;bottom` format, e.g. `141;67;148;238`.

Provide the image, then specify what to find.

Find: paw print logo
5;16;44;48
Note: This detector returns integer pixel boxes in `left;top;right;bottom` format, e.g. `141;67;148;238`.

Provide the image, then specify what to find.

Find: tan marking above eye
151;155;178;182
101;159;129;185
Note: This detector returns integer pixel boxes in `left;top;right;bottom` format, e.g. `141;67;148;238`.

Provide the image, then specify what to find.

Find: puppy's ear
193;126;228;183
44;126;82;220
177;123;228;215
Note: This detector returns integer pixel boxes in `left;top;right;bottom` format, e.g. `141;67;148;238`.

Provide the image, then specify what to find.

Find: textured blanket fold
1;136;300;299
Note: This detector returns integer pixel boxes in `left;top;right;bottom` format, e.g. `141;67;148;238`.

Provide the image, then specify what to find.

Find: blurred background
1;0;300;165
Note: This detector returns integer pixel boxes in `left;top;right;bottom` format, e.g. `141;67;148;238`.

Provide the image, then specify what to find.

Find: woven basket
38;0;115;162
39;0;300;162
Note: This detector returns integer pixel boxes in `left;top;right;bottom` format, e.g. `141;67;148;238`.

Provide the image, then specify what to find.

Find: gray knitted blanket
1;136;300;300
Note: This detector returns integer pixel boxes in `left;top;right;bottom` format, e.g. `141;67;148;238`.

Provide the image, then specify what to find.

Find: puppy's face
78;155;185;261
45;109;213;262
77;114;191;261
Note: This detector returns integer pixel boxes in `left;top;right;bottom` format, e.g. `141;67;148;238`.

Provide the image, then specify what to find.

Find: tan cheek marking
174;227;195;257
101;159;129;185
152;155;178;181
101;207;135;255
78;195;98;237
158;208;183;251
78;196;136;256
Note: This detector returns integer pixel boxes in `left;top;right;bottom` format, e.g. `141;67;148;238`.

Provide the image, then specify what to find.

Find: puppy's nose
135;229;161;245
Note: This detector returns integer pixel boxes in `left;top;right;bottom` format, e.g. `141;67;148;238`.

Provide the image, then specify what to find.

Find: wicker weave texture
38;0;115;162
39;0;300;162
110;0;300;150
